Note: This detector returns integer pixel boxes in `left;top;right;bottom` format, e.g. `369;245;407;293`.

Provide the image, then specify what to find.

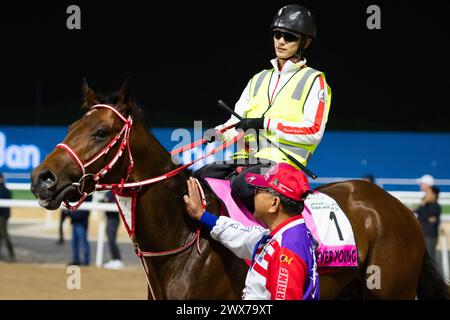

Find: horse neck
129;122;194;252
130;122;175;179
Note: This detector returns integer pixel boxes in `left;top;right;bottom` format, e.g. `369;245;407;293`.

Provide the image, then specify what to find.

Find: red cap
245;163;310;201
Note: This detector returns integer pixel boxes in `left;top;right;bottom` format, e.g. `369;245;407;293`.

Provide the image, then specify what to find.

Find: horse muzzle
30;169;79;210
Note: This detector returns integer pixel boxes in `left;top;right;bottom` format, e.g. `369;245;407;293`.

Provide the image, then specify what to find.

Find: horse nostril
37;170;57;190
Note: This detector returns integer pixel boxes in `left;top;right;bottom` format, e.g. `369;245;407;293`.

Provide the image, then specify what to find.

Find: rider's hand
183;177;205;221
235;118;265;131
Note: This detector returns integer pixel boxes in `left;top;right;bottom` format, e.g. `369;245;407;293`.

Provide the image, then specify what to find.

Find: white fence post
45;209;54;228
440;226;449;283
95;211;106;268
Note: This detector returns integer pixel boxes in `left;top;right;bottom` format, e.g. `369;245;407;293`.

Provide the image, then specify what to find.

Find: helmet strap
294;36;307;60
280;37;307;62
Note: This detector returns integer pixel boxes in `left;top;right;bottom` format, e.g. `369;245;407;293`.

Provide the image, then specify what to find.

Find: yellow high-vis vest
233;66;332;169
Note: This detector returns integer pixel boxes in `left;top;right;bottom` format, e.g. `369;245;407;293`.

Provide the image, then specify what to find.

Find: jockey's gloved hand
235;118;265;131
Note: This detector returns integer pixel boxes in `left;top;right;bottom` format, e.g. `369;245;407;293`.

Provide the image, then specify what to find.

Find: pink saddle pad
204;178;265;228
204;177;358;268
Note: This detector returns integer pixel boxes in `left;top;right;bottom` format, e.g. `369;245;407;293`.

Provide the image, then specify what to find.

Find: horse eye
94;129;109;139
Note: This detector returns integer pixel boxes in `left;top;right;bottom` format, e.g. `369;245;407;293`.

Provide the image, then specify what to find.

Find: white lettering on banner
170;123;237;171
0;132;41;169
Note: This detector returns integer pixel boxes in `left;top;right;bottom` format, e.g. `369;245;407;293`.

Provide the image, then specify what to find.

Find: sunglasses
272;30;300;43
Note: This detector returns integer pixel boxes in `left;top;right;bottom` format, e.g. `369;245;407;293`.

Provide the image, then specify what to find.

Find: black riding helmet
271;4;317;57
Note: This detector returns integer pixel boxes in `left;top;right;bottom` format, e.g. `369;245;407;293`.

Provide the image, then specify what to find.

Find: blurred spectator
0;173;15;262
417;174;434;194
102;192;123;270
415;175;441;261
68;195;92;266
362;174;376;183
56;209;70;245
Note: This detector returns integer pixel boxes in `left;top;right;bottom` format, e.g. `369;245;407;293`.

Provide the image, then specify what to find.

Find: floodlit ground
1;207;449;300
0;262;147;300
1;208;147;300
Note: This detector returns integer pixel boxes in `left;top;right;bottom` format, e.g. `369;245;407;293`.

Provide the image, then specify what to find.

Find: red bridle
56;104;134;211
56;104;243;211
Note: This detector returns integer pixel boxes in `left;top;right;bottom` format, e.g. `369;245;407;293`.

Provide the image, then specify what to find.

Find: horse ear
117;76;136;114
82;78;99;108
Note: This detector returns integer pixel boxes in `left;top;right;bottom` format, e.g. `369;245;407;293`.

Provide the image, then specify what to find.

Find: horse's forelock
85;108;99;117
81;91;144;122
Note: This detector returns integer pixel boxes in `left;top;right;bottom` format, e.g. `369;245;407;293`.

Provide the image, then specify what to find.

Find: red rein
56;104;242;210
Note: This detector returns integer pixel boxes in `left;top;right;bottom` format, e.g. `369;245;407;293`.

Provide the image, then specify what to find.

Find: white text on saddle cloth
113;191;137;237
303;191;358;268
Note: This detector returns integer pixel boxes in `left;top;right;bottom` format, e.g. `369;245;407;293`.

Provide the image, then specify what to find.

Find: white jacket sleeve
210;216;268;260
264;75;329;146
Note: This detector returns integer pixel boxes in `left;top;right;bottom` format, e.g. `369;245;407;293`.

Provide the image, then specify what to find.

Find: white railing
9;177;450;190
389;191;450;207
8;182;450;206
0;199;116;211
5;182;36;191
0;195;117;268
311;177;450;188
440;226;449;283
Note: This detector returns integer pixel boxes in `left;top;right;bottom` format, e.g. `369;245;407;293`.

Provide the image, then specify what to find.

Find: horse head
31;78;140;210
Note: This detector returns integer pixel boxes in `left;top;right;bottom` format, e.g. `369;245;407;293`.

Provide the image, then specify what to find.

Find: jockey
196;4;332;213
184;163;319;300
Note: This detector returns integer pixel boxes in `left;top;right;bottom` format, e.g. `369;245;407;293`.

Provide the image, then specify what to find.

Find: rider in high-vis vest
196;5;332;213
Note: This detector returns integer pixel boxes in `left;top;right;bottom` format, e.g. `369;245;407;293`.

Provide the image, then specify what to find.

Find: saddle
202;177;358;269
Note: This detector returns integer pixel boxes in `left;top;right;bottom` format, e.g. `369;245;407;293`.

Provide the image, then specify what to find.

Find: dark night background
0;0;449;130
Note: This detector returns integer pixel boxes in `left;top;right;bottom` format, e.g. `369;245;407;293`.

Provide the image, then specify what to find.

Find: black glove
235;118;265;131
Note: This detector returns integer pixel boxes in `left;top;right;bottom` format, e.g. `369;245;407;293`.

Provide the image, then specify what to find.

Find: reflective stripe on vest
253;70;270;97
278;141;311;159
256;134;312;161
291;68;320;100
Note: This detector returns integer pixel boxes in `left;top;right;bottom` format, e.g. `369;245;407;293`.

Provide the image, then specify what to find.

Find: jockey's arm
263;75;328;146
200;213;268;260
183;177;266;260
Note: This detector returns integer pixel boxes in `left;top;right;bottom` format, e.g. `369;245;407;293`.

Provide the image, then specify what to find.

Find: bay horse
30;79;449;299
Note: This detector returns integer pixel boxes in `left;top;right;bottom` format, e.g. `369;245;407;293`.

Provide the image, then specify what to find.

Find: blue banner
1;126;449;190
